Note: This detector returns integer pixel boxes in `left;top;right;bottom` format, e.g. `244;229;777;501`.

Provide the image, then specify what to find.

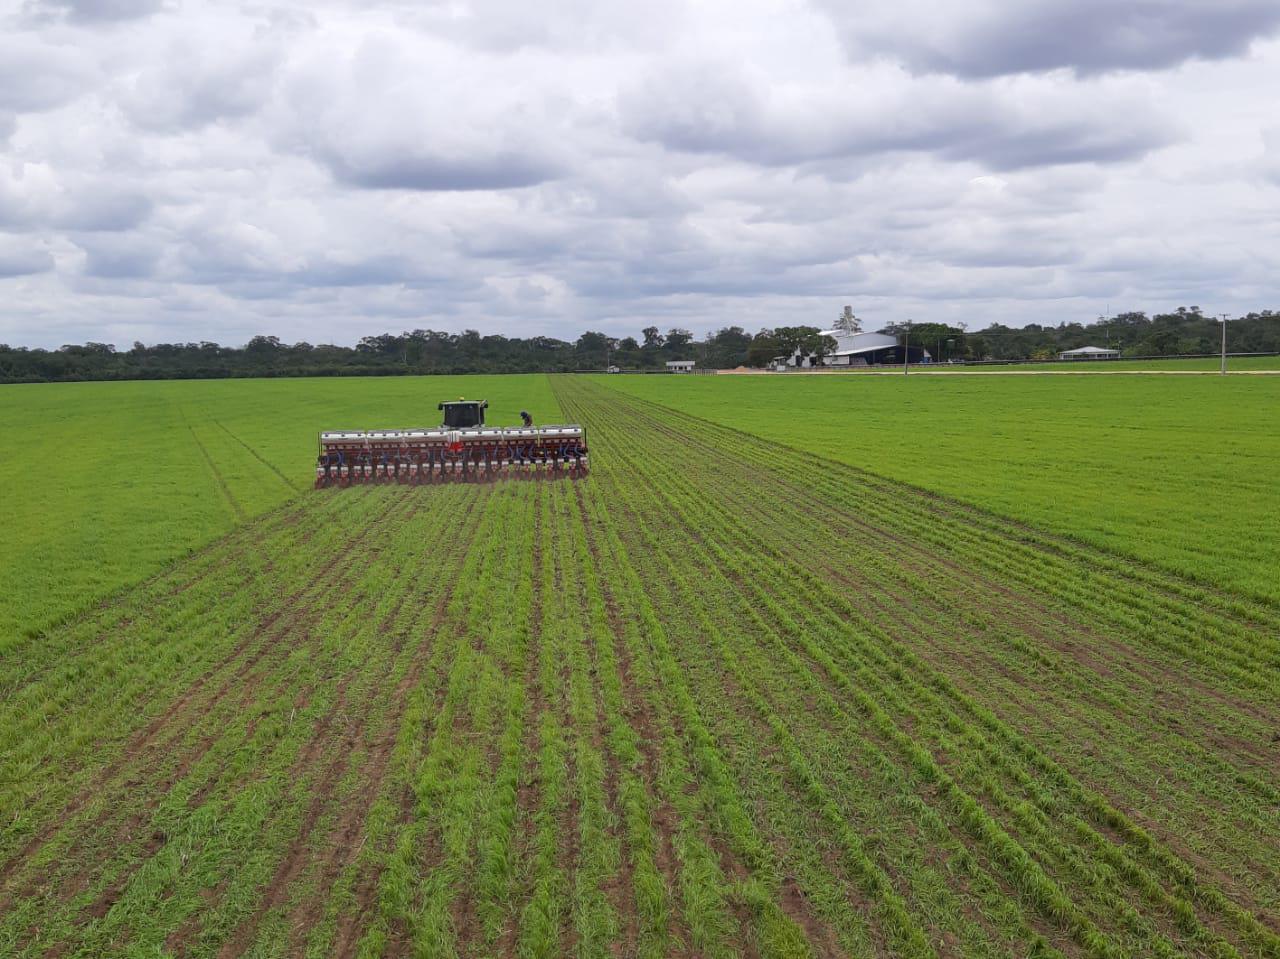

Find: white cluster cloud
0;0;1278;348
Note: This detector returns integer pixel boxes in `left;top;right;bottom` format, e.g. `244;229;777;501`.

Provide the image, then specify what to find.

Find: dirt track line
181;410;245;523
213;418;303;494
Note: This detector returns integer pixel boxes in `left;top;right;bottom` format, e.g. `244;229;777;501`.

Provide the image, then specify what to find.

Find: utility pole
903;319;912;376
1220;314;1229;375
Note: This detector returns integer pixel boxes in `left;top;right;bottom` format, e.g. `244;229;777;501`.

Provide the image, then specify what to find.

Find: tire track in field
180;407;245;523
212;418;303;494
493;482;550;959
569;481;642;958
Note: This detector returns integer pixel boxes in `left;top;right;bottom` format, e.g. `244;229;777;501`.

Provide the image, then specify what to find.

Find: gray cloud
0;0;1276;348
26;0;163;23
621;64;1177;171
273;32;570;191
1263;128;1280;186
0;164;152;232
78;235;160;277
818;0;1280;78
0;243;54;277
400;0;685;53
0;37;95;112
55;192;153;231
324;147;562;192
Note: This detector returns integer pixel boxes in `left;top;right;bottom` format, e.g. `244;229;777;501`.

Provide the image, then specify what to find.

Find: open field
876;356;1280;373
607;372;1280;605
963;355;1280;372
0;375;554;641
2;375;1279;957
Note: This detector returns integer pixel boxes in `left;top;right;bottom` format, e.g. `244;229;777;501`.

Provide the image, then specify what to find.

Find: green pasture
4;368;1278;641
603;372;1280;605
922;354;1280;372
0;375;558;640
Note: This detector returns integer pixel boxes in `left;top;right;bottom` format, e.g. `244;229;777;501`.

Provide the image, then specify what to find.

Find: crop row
553;375;1280;957
4;377;1277;957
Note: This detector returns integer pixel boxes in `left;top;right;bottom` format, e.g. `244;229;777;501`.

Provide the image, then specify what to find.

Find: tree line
2;307;1278;383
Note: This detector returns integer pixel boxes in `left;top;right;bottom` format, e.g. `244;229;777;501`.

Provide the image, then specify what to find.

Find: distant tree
575;331;613;367
6;308;1280;384
746;329;782;367
770;326;835;363
663;328;693;354
705;326;752;368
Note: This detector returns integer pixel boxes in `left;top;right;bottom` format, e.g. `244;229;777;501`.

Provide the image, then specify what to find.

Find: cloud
0;0;1277;348
0;242;55;277
25;0;164;23
53;192;153;231
817;0;1280;78
273;31;571;191
0;163;152;232
621;63;1177;171
0;37;96;112
78;235;160;277
1263;127;1280;185
119;40;279;131
402;0;685;53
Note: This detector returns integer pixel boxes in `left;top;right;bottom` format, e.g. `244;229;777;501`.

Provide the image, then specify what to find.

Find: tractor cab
439;400;487;429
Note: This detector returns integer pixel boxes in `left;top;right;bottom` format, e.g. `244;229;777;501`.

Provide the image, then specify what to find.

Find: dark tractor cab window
439;401;487;429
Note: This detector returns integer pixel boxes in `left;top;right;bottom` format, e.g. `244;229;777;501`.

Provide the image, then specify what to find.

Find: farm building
666;360;696;373
784;330;929;367
1059;346;1121;361
819;330;910;367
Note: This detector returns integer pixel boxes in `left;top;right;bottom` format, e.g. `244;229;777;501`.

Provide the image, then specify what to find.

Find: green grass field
609;372;1280;605
920;355;1280;372
0;375;554;640
2;373;1278;957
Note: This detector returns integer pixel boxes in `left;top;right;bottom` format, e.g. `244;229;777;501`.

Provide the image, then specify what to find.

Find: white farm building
782;307;928;367
818;330;903;367
1059;346;1121;361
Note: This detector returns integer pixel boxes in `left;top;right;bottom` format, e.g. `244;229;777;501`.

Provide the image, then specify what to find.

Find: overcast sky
2;0;1279;348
